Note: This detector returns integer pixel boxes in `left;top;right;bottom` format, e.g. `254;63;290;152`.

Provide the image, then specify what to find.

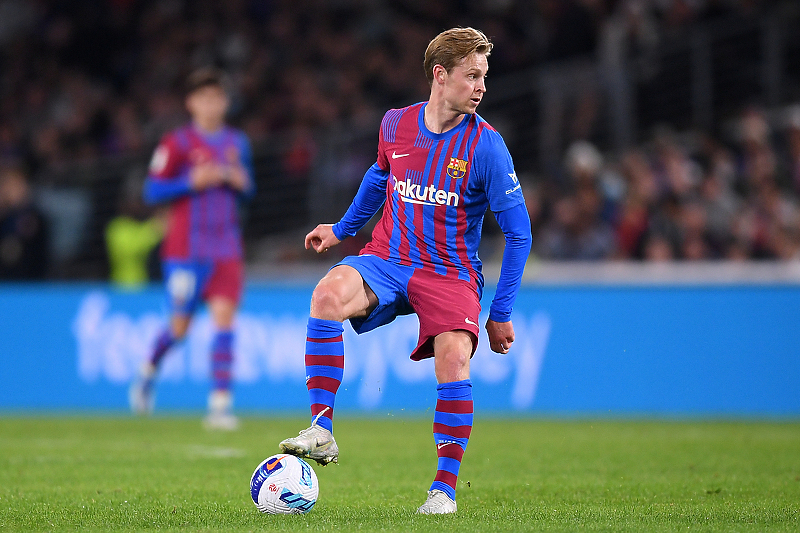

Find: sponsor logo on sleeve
505;171;521;194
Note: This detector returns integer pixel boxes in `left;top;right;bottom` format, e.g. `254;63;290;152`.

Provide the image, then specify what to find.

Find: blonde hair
424;27;493;86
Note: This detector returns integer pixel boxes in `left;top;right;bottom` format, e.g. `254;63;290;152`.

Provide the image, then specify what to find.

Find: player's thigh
311;265;377;320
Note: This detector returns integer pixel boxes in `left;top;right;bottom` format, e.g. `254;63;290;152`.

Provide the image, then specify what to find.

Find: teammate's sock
211;330;234;392
149;329;176;368
430;379;473;501
305;317;344;433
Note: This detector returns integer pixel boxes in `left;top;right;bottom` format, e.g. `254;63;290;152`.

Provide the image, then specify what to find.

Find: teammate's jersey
144;124;254;261
361;102;524;288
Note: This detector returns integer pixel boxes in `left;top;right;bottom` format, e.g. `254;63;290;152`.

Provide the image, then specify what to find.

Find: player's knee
310;283;347;320
441;349;470;370
171;324;189;340
170;316;191;339
435;349;470;383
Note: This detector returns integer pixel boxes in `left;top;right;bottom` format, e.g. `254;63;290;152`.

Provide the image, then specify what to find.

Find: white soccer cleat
416;490;457;515
203;390;239;431
128;362;156;416
279;409;339;466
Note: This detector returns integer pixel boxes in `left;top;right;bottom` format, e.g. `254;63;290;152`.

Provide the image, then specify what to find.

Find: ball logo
446;157;468;179
265;456;285;474
268;483;278;493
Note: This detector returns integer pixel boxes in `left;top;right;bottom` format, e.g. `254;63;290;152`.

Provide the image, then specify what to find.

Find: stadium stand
0;0;799;279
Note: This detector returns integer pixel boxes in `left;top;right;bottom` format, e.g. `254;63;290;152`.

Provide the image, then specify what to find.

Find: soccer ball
250;454;319;514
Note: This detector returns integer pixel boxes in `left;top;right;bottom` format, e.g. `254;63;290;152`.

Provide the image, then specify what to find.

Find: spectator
105;176;164;288
0;167;48;279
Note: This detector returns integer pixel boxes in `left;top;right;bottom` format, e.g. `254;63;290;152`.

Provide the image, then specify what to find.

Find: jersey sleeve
472;128;525;213
331;163;388;240
473;126;530;321
143;133;192;205
489;202;532;322
234;131;256;199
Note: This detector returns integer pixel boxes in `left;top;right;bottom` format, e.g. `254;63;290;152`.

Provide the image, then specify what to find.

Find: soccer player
128;67;255;430
278;28;532;514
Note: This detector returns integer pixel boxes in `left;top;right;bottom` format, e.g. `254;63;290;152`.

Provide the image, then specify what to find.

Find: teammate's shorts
335;254;481;360
162;258;244;315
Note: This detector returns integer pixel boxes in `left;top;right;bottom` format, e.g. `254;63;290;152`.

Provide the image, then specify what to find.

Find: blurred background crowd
1;0;800;282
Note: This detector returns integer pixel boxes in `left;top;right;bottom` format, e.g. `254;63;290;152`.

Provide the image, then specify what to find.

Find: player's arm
143;136;222;204
486;202;532;353
143;139;191;205
331;162;388;241
474;129;532;353
306;162;388;254
308;111;392;253
223;133;256;198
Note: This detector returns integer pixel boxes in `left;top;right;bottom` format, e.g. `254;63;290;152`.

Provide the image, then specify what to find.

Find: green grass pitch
1;416;798;532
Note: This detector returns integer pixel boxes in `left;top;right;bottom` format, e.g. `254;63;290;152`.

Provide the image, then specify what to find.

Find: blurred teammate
278;28;532;513
129;67;255;430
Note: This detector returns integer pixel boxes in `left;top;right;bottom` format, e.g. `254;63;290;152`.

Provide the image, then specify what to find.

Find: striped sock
305;317;344;433
211;330;234;391
149;329;176;367
430;379;473;501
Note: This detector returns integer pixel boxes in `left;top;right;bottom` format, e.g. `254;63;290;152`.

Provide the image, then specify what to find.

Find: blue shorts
335;254;415;334
334;254;481;360
163;259;243;315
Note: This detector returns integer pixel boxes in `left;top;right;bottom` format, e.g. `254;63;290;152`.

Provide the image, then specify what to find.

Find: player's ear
433;64;447;85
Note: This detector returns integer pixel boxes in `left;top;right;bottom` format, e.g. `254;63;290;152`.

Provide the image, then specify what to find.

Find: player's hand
190;163;225;190
486;318;515;354
222;165;250;192
305;224;341;254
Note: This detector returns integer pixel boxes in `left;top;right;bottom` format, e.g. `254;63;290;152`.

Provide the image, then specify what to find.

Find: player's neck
192;118;225;135
423;100;464;135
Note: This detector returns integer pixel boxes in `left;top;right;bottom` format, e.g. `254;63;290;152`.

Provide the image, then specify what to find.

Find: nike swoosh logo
437;442;454;449
464;318;478;327
392;151;410;159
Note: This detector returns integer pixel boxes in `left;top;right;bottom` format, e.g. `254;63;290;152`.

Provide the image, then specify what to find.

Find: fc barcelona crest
446;157;468;179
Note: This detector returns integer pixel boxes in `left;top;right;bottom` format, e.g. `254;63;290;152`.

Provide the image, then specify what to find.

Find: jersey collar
417;102;470;141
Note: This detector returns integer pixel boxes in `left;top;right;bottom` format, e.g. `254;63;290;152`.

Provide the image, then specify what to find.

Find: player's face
442;53;488;116
186;85;229;130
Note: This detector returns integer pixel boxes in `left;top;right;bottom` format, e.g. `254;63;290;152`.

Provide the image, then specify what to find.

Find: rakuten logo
393;175;459;207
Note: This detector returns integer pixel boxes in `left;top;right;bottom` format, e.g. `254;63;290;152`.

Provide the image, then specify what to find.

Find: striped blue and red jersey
333;102;531;321
143;124;255;261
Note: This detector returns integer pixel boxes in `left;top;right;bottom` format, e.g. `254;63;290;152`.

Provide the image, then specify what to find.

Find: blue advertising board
1;282;798;416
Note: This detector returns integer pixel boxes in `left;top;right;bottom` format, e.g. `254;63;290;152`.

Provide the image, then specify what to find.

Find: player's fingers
314;238;329;253
491;340;508;354
305;230;322;249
